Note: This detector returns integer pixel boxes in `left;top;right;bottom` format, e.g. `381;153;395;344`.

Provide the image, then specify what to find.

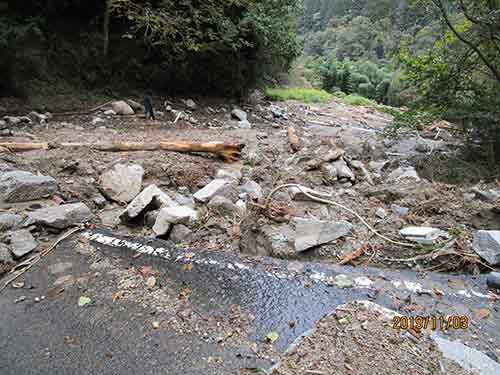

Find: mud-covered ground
1;96;498;272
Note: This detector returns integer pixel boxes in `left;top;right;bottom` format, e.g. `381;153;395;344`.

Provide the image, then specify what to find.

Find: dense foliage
0;0;301;97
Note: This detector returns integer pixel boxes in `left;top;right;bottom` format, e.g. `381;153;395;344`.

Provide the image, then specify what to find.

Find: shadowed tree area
0;0;301;97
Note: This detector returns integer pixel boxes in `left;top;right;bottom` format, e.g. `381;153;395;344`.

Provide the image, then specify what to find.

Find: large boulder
8;230;38;258
170;224;193;244
26;203;92;229
100;164;144;203
472;231;500;266
110;101;135;115
152;206;198;236
120;185;177;221
293;218;353;252
0;171;57;203
126;99;144;113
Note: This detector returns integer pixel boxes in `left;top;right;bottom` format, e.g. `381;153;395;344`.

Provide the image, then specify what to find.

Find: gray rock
375;208;387;219
0;243;13;264
28;111;49;123
0;213;23;231
391;204;409;217
240;180;263;201
97;207;122;227
208;196;236;213
486;272;500;291
9;230;38;258
400;226;446;245
27;203;92;229
100;163;144;203
387;166;420;183
293;218;353;252
92;117;105;125
193;179;232;203
321;163;338;185
0;120;7;129
110;101;134;115
121;185;177;221
472;231;500;265
231;108;247;121
185;99;197;110
170;224;193;244
3;116;31;125
331;159;355;183
0;171;57;203
153;206;198;236
238;120;252;129
240;223;294;257
93;194;108;208
175;193;195;207
473;188;500;203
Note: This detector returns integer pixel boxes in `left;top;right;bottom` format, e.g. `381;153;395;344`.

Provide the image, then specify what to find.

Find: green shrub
343;94;375;106
265;87;332;103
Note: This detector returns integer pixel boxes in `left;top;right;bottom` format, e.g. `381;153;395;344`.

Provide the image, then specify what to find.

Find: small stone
170;224;193;244
184;99;197;110
235;200;247;216
0;170;57;203
238;120;251;129
472;231;500;265
486;272;500;291
93;194;108;208
399;226;446;245
391;204;409;217
92;117;105;125
193;179;232;203
152;321;160;329
121;185;177;221
240;180;263;202
103;109;116;116
375;208;387;219
26;203;92;229
100;163;144;203
293;218;353;252
331;159;355;183
231;108;247;121
216;168;242;182
9;230;38;258
0;213;23;231
333;275;354;289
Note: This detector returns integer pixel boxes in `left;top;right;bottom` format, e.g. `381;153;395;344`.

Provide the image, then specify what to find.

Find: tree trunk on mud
0;141;245;162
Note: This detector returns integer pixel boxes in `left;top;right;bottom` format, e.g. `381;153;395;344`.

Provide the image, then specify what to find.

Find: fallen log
287;127;300;152
0;141;245;162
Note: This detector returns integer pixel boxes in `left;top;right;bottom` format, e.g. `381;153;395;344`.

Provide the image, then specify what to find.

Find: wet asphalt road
1;229;499;374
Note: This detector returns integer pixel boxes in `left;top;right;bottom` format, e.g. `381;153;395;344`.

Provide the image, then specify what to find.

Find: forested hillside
0;0;301;98
298;0;500;162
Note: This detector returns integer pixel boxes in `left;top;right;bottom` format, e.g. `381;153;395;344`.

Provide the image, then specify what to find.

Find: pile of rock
0;170;92;267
